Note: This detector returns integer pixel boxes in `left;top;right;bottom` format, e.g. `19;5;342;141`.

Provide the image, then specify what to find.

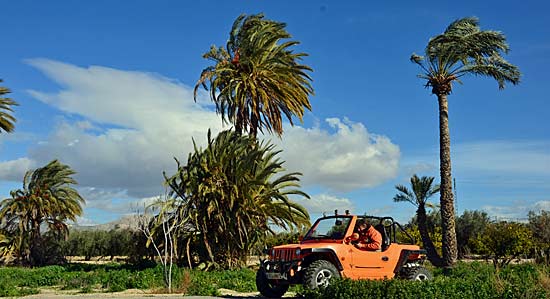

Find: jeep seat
374;224;390;251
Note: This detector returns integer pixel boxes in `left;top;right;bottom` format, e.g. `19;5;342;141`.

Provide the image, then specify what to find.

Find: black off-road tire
303;260;341;290
401;266;432;281
256;268;290;298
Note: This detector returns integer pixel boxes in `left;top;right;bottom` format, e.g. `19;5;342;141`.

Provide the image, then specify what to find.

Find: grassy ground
1;261;549;298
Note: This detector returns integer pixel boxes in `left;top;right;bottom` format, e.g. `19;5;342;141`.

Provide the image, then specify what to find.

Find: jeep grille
271;248;298;262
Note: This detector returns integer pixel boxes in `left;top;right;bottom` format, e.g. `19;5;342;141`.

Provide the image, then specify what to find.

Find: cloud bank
273;118;400;192
0;59;401;219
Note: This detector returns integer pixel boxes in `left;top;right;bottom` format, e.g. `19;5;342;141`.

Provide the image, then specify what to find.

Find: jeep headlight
295;248;301;256
272;249;276;257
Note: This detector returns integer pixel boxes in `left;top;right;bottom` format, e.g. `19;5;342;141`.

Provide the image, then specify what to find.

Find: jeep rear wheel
256;268;289;298
304;260;340;290
402;266;432;281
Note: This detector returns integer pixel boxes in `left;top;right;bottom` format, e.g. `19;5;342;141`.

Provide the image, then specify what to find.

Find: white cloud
0;158;35;181
21;59;224;197
78;187;159;214
272;118;400;191
293;193;355;214
533;200;550;212
482;200;550;221
0;59;401;220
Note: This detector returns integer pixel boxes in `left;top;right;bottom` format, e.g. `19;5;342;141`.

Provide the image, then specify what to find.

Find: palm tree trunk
437;94;458;268
417;206;443;267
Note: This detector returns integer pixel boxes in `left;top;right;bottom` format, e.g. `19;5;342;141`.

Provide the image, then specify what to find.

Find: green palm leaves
394;175;440;208
411;17;520;95
0;160;85;265
0;80;18;133
394;175;442;266
165;130;310;268
195;14;313;138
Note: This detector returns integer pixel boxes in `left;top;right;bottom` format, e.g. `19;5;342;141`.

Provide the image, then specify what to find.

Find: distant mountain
71;214;149;231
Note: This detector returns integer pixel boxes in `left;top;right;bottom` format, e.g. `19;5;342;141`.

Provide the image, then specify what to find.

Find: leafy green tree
411;17;521;267
0;160;85;266
165;130;310;269
0;80;18;133
528;210;550;264
394;174;443;266
195;14;313;138
474;221;533;269
455;210;491;257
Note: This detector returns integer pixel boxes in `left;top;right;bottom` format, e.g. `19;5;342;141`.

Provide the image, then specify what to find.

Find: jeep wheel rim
415;273;428;281
316;269;332;287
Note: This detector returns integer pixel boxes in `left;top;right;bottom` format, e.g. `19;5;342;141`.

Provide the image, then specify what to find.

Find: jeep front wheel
256;268;289;298
304;260;341;290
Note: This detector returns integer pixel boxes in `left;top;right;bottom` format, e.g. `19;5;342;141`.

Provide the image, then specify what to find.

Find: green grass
0;263;258;297
1;262;548;298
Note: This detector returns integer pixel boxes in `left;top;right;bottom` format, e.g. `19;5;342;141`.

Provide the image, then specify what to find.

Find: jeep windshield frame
303;216;352;241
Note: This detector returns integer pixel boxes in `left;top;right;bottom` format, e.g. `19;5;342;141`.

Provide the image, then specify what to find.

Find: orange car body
264;214;426;281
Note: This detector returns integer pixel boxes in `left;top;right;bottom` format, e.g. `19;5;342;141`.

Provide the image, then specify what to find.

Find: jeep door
350;244;399;279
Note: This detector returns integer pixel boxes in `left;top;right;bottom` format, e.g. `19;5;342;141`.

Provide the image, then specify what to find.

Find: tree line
7;206;547;271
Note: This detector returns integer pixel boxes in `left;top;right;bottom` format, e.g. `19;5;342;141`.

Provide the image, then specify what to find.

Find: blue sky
1;0;549;225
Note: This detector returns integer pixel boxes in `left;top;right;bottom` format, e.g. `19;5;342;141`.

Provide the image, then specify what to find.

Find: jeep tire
256;267;289;298
402;266;432;281
304;260;341;290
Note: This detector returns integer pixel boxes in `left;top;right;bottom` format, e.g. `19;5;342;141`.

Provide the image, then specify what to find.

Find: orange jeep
256;211;432;297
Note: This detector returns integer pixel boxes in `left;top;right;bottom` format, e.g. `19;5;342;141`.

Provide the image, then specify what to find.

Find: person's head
357;219;371;232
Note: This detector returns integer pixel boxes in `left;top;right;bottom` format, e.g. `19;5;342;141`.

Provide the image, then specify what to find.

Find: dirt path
22;288;297;299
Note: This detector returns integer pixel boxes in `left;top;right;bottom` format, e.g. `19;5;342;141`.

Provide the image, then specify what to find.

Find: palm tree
165;130;310;268
195;14;314;138
0;160;85;266
394;175;442;266
411;17;520;267
0;80;18;133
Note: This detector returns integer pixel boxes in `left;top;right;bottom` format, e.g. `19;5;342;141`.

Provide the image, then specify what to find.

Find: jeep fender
303;248;344;271
394;249;427;274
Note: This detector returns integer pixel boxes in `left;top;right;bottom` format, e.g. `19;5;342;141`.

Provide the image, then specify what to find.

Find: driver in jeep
354;219;382;251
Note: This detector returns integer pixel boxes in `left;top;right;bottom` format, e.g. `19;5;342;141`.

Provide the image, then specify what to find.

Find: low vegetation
0;263;260;297
1;262;548;297
304;262;550;299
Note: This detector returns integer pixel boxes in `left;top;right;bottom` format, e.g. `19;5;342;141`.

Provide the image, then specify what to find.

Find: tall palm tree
0;80;18;133
0;160;85;266
394;175;442;266
195;14;313;138
411;17;520;267
165;130;310;268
